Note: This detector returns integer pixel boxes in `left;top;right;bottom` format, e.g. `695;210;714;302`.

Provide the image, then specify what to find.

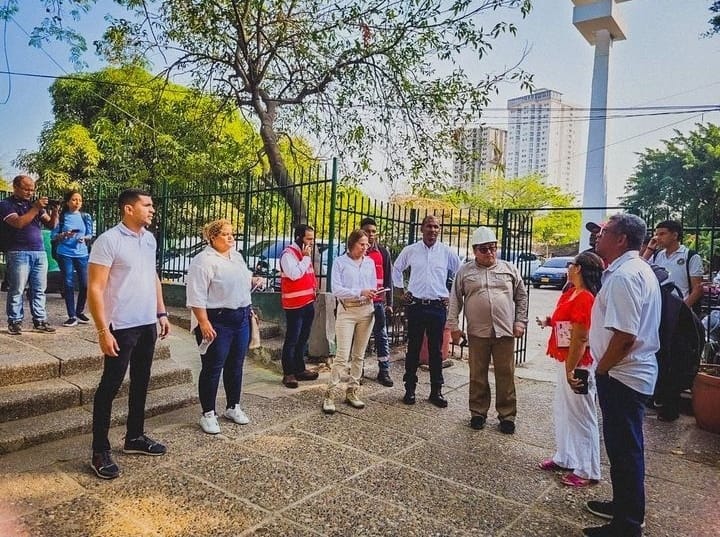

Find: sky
0;0;719;205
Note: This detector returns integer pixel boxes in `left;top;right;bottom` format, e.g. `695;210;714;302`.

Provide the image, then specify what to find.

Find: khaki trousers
328;303;375;392
468;336;517;421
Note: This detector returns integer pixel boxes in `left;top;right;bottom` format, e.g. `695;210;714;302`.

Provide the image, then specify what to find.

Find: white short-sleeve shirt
590;251;661;395
652;245;703;299
89;223;158;330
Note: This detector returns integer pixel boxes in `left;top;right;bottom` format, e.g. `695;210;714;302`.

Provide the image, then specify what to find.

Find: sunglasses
474;245;497;254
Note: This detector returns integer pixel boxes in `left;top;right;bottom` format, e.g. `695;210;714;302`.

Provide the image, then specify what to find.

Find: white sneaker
322;396;336;415
223;405;250;425
199;411;221;434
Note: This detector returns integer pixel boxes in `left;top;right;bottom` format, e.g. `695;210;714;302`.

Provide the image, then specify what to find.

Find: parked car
530;256;575;289
501;250;545;279
159;238;247;281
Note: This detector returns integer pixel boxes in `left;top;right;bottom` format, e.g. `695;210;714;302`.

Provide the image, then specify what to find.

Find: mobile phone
573;368;589;395
70;229;81;233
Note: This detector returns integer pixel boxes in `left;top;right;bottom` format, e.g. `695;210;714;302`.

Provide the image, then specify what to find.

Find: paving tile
394;438;552;504
528;475;614;528
0;468;84;518
245;516;328;536
177;444;333;511
349;461;518;535
17;494;158;537
241;427;375;481
501;507;583;537
292;412;418;458
351;396;457;440
286;484;469;537
104;466;267;537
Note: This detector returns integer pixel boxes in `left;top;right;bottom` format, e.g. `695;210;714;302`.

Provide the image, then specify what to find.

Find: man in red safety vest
279;224;320;388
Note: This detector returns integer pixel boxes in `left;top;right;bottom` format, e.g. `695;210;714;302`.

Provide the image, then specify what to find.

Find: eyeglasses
474;245;497;254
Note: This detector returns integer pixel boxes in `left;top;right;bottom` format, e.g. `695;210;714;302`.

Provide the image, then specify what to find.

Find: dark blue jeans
281;302;315;376
404;302;446;386
92;323;157;452
196;306;251;413
596;373;648;535
56;254;88;319
372;302;390;367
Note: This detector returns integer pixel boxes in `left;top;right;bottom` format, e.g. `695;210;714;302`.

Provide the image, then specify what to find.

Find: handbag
249;311;261;349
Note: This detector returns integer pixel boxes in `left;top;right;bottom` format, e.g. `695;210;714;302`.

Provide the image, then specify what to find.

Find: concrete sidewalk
1;296;719;536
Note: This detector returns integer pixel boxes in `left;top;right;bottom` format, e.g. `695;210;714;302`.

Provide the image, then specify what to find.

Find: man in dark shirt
0;175;59;334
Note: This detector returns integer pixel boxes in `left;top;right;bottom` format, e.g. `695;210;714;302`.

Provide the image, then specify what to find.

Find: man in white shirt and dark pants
584;214;661;537
392;215;461;407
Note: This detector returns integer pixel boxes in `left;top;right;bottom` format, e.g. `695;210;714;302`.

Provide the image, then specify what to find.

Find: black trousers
403;302;447;386
92;323;157;452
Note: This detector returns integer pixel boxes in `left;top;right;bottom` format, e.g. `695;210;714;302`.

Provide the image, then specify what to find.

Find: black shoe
377;368;394;387
657;411;679;422
428;392;448;408
123;434;167;456
583;523;641;537
296;369;319;381
586;500;613;520
33;320;56;333
90;451;120;479
470;416;486;430
402;391;416;405
7;321;22;335
499;420;515;434
282;375;299;388
76;313;90;324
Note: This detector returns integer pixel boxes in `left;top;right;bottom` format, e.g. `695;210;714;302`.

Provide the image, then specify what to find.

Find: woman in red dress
538;251;604;487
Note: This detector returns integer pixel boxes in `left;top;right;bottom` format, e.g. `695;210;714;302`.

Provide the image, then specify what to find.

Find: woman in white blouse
186;219;265;434
323;229;380;414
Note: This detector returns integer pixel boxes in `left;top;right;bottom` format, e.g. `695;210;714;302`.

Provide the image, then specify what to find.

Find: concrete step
0;383;198;454
0;332;171;387
0;359;192;423
247;337;283;374
166;306;282;339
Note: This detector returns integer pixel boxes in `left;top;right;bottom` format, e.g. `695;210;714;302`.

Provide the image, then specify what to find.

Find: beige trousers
467;336;517;421
328;303;375;392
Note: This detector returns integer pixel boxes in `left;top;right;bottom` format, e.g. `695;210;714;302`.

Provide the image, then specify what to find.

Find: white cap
470;227;497;246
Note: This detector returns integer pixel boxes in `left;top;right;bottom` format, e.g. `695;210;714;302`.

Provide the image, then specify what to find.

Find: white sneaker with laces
223;405;250;425
199;411;221;434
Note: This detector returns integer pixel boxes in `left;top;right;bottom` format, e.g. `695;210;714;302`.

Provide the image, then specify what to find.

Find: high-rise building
452;126;506;188
506;89;581;195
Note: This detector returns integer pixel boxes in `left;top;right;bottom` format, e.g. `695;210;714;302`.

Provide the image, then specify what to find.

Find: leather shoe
377;369;394;387
499;420;515;434
470;416;486;430
402;391;416;405
428;392;448;408
296;369;319;381
282;375;299;388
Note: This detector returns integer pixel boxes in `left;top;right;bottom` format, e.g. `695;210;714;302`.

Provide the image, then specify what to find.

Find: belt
339;298;371;308
409;298;448;306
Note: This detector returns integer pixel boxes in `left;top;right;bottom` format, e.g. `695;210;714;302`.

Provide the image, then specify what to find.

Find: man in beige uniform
448;227;528;434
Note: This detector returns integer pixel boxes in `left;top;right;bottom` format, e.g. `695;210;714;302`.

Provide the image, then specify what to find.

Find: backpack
651;265;705;390
652;248;701;315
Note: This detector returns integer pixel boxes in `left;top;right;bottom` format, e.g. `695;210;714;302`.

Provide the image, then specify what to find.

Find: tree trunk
256;102;308;227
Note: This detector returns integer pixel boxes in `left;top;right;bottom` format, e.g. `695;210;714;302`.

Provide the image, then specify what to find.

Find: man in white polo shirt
583;214;661;537
87;189;171;480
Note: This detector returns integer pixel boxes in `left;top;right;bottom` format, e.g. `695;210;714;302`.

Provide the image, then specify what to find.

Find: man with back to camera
0;174;59;334
640;219;703;421
360;217;395;387
279;224;320;388
87;189;171;480
583;214;661;537
392;215;461;407
447;226;528;434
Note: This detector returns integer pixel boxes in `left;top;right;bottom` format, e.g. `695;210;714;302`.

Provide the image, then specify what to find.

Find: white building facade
506;89;581;195
452;126;507;188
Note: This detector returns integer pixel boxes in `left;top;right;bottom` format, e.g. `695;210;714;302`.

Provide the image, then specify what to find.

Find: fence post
242;172;252;255
157;178;169;277
408;208;418;245
501;209;511;261
95;182;103;234
326;158;339;292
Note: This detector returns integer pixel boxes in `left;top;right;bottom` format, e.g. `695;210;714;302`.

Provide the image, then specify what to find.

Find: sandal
560;473;598;487
538;458;570;471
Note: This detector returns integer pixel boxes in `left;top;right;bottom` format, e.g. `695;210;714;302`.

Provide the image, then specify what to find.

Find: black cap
585;222;602;233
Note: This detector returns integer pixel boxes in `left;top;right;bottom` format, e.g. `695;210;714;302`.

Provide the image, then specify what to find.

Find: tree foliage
15;64;315;191
707;0;720;37
621;123;720;223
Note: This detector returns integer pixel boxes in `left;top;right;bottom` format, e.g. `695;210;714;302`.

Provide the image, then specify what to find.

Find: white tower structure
573;0;632;249
452;126;506;189
506;89;581;193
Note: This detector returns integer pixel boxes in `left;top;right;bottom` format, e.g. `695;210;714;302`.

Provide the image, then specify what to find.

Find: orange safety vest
280;244;317;309
366;247;385;303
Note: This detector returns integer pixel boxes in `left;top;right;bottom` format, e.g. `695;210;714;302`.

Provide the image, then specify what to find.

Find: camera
46;199;62;210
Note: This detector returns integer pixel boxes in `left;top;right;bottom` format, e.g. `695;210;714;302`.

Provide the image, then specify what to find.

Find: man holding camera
0;175;59;334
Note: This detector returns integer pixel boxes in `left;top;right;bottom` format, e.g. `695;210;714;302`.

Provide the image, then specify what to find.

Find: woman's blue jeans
56;254;89;319
196;306;251;413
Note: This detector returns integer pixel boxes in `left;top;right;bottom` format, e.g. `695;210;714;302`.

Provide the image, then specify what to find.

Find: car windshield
543;258;571;269
246;239;291;258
